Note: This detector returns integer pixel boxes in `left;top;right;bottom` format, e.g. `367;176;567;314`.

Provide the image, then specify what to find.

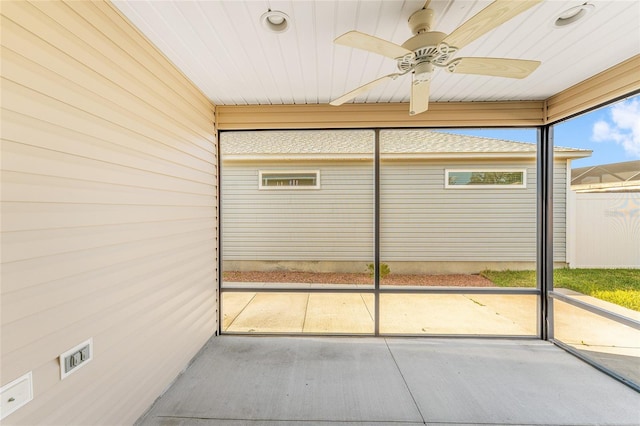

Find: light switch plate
0;371;33;420
60;338;93;379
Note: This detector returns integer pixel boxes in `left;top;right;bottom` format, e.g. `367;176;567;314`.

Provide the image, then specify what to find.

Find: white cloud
591;98;640;158
592;120;611;140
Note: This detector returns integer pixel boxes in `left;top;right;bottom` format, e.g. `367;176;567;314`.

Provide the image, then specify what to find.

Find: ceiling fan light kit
331;0;544;116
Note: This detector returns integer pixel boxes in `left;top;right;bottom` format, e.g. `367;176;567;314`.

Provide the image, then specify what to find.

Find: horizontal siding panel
223;239;372;246
381;216;534;223
1;239;214;325
224;197;540;204
380;245;537;252
379;233;536;240
53;298;214;426
380;200;538;205
2;202;215;232
380;162;537;262
2;171;214;206
380;225;534;232
2;251;214;355
223;162;372;261
1;40;213;152
79;0;213;117
2;75;214;166
2;227;214;294
224;228;372;235
0;2;217;424
224;237;535;245
3;141;215;196
4;270;215;424
224;248;371;255
2;2;213;141
1;245;215;379
381;255;536;261
2;109;215;184
225;219;531;227
223;195;373;201
2;218;214;263
101;305;215;426
380;241;538;247
226;254;371;261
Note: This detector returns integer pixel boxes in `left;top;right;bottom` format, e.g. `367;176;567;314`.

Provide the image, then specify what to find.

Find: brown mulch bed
222;271;494;287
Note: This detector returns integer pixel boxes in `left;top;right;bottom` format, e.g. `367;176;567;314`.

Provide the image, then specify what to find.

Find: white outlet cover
0;371;33;420
59;338;93;379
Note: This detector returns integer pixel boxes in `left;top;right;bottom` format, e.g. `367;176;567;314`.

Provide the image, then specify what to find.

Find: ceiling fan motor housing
399;31;453;72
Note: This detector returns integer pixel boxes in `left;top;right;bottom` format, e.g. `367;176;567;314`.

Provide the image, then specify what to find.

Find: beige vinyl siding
222;161;374;261
1;1;217;425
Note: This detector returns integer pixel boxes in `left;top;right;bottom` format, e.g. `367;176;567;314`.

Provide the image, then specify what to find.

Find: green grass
479;268;640;311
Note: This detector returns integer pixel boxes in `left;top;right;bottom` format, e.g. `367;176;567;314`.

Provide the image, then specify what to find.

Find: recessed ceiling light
261;10;290;33
553;3;595;28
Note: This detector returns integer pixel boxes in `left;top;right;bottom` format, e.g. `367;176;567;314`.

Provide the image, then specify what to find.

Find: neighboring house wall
1;2;217;425
568;192;640;268
381;159;568;271
222;157;569;273
222;160;375;271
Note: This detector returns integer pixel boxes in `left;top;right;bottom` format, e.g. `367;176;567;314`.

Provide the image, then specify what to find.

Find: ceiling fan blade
447;57;541;79
335;31;413;60
441;0;542;50
409;78;430;116
330;73;400;106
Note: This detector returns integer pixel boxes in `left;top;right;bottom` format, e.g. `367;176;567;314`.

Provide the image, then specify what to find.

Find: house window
445;169;526;188
259;170;320;189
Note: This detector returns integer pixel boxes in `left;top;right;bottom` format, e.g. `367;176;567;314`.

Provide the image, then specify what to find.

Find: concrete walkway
136;336;640;425
222;285;539;335
222;286;638;339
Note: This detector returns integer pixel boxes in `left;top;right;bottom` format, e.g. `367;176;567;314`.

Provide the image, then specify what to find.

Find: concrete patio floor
136;336;640;425
222;291;540;335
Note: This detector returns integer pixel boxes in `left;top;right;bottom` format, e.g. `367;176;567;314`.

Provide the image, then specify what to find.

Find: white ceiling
113;0;640;107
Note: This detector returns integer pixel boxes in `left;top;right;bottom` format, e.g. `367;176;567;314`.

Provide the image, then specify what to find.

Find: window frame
258;170;321;190
444;168;527;189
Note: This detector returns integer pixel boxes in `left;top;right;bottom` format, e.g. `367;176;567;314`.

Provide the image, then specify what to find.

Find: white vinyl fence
568;192;640;268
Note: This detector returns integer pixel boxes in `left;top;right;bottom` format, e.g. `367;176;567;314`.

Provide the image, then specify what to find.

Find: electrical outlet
60;338;93;379
0;372;33;420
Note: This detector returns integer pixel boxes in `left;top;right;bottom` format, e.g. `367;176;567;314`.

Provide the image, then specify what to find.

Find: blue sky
443;94;640;168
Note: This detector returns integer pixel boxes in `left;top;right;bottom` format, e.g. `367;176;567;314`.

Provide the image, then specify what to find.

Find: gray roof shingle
221;129;590;159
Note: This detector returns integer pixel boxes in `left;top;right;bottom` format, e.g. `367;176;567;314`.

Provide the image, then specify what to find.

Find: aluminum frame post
537;125;554;340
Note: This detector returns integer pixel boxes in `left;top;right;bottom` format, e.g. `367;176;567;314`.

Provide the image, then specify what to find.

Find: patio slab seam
384;338;426;425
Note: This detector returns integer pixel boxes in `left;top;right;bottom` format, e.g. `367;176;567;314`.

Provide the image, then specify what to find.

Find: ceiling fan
330;0;543;116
